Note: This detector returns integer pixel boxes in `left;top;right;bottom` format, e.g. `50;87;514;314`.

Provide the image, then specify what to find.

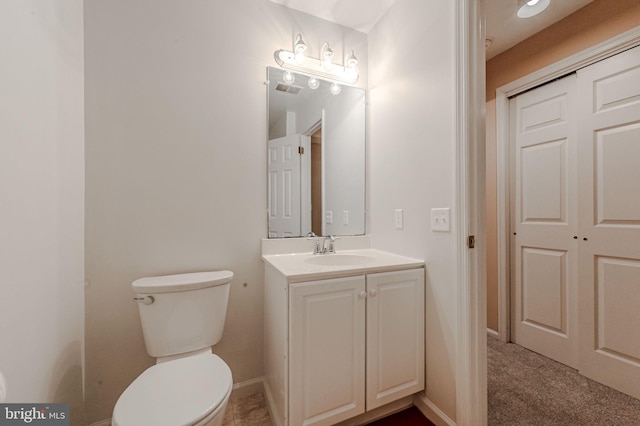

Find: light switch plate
431;208;450;232
326;210;333;224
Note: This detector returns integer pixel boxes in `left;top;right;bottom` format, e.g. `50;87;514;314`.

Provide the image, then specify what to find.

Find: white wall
0;1;85;424
368;0;458;421
84;0;367;422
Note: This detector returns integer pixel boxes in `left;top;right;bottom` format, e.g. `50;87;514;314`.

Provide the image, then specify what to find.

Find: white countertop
262;248;424;283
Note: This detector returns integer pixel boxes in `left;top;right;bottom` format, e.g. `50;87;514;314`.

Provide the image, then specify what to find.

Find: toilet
112;271;234;426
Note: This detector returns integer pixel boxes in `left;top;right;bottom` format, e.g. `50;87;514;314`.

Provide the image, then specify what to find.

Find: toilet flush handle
133;296;155;305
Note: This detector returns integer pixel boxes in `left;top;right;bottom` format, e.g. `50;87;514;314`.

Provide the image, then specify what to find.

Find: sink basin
304;254;374;266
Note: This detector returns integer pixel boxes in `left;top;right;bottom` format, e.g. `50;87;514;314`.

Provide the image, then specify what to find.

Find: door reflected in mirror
267;67;366;238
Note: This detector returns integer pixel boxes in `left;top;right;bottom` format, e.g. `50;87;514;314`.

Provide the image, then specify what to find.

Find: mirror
267;67;366;238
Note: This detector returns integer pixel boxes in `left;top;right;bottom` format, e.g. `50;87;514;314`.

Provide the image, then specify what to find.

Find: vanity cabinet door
289;276;366;426
366;269;425;410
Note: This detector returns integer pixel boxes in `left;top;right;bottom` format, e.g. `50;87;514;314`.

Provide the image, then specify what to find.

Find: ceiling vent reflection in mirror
274;34;359;85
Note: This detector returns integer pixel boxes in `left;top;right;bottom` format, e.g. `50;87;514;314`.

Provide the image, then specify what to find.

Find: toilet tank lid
132;271;233;294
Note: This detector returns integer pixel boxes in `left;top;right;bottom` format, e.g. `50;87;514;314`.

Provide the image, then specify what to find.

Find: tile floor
222;392;432;426
222;392;273;426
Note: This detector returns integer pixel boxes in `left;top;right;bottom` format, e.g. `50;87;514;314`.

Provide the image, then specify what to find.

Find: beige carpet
488;336;640;425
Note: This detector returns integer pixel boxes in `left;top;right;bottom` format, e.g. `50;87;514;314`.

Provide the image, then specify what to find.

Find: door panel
268;134;301;237
511;75;579;368
289;277;366;426
521;247;567;335
577;45;640;399
595;256;640;363
366;269;424;410
520;139;567;223
595;124;640;224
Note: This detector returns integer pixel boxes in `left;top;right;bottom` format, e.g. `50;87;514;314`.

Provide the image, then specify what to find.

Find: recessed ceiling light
517;0;550;18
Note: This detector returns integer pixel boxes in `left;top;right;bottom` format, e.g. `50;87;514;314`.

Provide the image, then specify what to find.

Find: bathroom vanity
262;241;425;426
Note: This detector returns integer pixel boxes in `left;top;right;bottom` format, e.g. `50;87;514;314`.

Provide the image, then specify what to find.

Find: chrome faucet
322;235;337;254
307;233;338;255
306;232;322;255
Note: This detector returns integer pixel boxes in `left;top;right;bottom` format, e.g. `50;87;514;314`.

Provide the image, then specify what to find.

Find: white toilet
112;271;234;426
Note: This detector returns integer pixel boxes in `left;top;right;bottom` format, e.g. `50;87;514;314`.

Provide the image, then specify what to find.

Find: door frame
495;26;640;342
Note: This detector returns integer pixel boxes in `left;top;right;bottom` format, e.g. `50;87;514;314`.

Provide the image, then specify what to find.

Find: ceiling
269;0;595;60
485;0;595;59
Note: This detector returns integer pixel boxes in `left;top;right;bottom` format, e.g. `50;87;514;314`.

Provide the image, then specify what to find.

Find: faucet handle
327;235;339;253
306;231;317;239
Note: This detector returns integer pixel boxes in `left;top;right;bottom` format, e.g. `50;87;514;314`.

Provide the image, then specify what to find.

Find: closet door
511;75;579;368
577;45;640;399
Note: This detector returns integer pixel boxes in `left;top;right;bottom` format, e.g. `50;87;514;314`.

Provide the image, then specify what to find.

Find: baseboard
413;393;456;426
487;328;499;338
230;376;266;402
263;378;284;426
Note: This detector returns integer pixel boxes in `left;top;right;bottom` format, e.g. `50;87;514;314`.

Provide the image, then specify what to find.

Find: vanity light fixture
517;0;550;18
274;33;359;84
294;34;307;65
329;82;342;96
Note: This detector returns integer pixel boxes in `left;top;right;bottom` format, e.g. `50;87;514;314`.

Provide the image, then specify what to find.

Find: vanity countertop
262;249;424;283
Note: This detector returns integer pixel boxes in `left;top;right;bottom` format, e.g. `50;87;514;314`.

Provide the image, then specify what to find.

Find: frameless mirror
267;67;366;238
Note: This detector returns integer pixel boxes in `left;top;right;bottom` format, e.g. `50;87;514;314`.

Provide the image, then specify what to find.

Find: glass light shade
345;50;358;68
330;82;341;95
307;77;319;90
321;43;334;71
294;34;307;65
282;71;295;84
345;66;358;82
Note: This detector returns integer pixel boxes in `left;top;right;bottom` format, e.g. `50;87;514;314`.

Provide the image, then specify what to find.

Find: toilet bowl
112;271;234;426
112;352;232;426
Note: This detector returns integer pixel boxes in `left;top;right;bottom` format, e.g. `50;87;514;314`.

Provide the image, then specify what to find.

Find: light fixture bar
274;49;359;85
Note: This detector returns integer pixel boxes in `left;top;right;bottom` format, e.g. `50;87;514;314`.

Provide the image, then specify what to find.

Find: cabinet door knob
359;291;367;299
369;289;378;297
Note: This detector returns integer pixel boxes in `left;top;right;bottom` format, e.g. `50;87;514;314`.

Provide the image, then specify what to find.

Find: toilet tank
132;271;233;358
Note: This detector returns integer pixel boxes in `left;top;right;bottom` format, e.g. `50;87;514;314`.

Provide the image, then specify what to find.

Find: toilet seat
112;354;232;426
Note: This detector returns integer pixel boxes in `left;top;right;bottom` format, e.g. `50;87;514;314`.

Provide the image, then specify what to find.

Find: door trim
495;25;640;343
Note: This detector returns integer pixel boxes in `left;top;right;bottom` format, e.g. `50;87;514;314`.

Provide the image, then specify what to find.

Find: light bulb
345;66;358;82
330;82;341;95
345;50;359;82
345;50;358;68
321;43;334;71
307;78;319;90
294;34;307;65
283;71;295;84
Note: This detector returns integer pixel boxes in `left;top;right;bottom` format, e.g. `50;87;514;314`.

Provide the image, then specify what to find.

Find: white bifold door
512;45;640;399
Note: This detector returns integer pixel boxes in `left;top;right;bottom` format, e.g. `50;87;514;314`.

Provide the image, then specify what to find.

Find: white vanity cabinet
289;275;366;426
263;254;425;426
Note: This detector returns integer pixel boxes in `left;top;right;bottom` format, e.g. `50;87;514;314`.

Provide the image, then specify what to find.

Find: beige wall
485;0;640;331
0;1;85;424
84;1;367;422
